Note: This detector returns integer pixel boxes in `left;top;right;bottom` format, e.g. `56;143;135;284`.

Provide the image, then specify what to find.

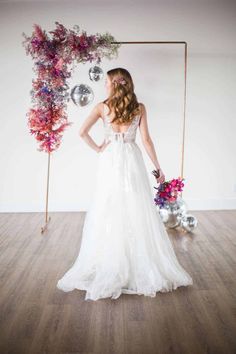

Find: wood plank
0;210;235;354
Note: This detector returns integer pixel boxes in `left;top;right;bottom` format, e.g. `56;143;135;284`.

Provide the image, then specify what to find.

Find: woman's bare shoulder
98;101;105;110
138;102;145;108
138;102;145;117
97;101;106;119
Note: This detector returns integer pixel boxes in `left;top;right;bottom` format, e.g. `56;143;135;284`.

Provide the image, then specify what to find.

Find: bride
57;67;193;301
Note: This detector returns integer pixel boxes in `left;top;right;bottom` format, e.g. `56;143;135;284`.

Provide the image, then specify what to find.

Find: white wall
0;0;235;212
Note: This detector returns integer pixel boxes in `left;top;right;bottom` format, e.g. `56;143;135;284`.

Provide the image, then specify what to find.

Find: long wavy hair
103;68;141;124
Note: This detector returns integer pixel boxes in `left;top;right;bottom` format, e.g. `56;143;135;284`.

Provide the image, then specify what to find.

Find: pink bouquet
153;177;185;208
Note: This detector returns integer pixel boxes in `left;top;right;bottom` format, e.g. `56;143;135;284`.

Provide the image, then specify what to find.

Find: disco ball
180;214;198;232
159;196;188;228
70;84;94;107
88;65;104;82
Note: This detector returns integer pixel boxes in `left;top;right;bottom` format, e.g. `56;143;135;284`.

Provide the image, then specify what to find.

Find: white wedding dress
57;103;193;301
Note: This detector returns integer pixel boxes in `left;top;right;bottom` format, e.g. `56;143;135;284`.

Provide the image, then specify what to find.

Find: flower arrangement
22;22;121;153
153;177;185;208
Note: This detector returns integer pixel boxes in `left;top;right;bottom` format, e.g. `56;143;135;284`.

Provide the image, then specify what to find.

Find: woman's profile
57;67;193;301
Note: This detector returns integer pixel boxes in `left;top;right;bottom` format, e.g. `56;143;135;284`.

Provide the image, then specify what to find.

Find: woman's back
102;102;142;143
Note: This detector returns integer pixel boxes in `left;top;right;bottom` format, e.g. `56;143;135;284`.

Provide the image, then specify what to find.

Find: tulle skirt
57;136;193;300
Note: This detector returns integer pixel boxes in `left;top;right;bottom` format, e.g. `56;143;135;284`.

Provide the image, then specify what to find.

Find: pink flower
55;58;64;70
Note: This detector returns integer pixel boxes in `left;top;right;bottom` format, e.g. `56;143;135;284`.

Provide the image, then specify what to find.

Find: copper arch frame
111;40;188;184
41;41;188;233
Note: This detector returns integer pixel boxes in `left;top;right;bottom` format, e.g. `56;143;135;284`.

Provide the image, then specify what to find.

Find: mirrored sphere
70;84;94;107
180;214;198;232
88;65;104;82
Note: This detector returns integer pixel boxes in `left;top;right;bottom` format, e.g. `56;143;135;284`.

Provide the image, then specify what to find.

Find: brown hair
103;67;141;124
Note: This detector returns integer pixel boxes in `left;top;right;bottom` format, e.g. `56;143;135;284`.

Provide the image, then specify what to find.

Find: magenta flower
22;22;121;153
153;177;185;208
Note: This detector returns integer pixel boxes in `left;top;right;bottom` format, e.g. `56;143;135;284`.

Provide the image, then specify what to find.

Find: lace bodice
103;103;141;143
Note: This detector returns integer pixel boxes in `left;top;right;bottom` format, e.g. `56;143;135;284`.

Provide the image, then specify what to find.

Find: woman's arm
139;103;161;169
79;102;104;153
139;103;165;182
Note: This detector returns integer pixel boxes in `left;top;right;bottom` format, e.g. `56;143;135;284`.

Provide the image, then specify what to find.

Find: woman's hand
152;168;165;184
98;140;111;153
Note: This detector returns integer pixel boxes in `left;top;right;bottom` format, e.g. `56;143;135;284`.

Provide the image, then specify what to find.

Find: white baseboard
184;198;236;210
0;199;236;212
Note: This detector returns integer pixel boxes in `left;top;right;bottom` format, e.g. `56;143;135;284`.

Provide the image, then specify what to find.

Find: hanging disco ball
180;214;198;232
70;84;94;107
88;65;104;82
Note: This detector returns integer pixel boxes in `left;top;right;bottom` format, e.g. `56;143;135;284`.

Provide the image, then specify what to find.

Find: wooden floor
0;210;236;354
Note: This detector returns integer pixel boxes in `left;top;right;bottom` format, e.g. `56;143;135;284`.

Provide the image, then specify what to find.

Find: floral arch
22;22;120;232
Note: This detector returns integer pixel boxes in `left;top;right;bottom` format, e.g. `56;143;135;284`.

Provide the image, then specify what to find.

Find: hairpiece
113;77;127;85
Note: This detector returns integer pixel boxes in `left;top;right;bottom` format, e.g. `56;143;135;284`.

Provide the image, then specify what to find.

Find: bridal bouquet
153;177;185;209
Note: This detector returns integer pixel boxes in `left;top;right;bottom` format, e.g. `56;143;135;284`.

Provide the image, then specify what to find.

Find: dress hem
56;279;193;301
